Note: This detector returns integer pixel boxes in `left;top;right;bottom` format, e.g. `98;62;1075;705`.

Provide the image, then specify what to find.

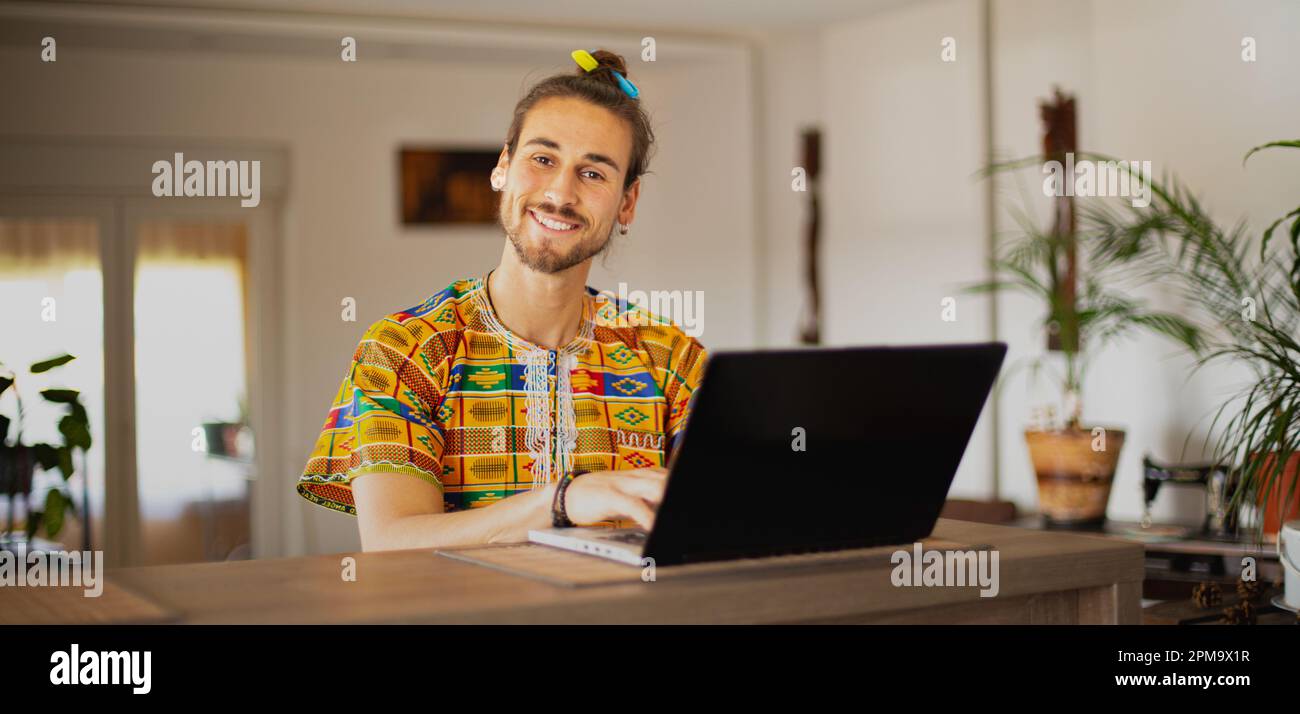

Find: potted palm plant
0;353;93;550
965;187;1204;525
1082;140;1300;546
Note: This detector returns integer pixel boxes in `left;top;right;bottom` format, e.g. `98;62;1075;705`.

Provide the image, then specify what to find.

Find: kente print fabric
296;275;708;525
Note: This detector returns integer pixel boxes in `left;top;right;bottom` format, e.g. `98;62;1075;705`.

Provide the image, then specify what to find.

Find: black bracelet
551;469;588;528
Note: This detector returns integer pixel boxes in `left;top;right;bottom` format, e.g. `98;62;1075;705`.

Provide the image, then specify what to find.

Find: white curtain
133;220;251;564
0;218;99;277
0;218;103;548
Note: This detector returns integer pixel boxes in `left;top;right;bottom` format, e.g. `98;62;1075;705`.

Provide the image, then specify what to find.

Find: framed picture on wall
399;147;500;225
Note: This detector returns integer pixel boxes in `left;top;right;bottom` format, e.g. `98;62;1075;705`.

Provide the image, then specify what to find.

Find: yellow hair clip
570;49;639;99
571;49;599;72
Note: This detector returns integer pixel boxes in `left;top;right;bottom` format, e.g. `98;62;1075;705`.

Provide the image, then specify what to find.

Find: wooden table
3;519;1144;625
1007;515;1295;624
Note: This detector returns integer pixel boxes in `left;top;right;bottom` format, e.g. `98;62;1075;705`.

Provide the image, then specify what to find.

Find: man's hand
562;467;667;530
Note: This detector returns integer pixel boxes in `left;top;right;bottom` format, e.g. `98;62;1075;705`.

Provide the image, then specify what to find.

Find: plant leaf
58;415;92;451
41;388;79;403
32;443;60;471
1243;139;1300;166
57;446;74;480
42;489;66;535
29;354;75;373
1260;207;1300;263
43;489;66;538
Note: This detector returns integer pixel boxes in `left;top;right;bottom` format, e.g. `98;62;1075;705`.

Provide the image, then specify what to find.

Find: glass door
2;142;286;566
131;219;253;564
0;203;111;556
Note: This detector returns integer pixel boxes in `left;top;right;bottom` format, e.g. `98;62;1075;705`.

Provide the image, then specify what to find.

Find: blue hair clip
610;70;639;99
572;49;639;99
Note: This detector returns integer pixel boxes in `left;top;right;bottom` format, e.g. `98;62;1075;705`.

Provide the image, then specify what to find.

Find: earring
490;169;505;192
617;222;629;235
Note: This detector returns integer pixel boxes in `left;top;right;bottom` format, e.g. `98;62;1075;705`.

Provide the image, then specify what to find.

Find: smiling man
296;50;709;551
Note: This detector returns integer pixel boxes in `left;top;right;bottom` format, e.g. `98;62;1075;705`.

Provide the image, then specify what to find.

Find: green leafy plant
0;353;92;541
964;166;1204;431
1080;140;1300;541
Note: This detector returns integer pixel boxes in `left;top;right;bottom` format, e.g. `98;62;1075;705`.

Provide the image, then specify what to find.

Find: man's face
497;96;638;275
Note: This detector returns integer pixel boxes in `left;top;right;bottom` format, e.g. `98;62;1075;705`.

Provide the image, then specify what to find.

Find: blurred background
1;0;1296;564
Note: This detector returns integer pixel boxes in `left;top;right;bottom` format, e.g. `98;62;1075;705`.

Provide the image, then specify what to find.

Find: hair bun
579;49;630;88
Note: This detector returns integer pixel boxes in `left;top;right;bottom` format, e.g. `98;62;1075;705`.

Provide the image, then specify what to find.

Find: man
296;50;708;551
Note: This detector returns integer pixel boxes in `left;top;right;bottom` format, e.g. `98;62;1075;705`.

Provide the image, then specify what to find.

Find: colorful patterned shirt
297;274;708;523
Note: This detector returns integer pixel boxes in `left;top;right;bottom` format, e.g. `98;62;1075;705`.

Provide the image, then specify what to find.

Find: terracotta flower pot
1025;426;1126;525
1251;452;1300;538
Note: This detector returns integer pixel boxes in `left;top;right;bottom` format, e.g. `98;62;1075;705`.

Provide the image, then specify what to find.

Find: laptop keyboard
600;531;648;544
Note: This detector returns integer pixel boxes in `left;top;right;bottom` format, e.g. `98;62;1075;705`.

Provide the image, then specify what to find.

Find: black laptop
528;342;1007;566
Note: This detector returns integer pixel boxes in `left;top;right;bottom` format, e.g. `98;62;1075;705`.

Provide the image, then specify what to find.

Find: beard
499;199;614;275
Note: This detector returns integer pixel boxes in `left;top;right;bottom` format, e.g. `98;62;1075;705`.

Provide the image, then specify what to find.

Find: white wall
755;30;824;348
990;0;1300;523
0;23;755;555
785;0;1300;523
817;0;998;501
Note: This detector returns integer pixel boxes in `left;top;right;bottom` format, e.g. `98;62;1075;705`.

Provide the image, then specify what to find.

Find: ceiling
30;0;919;37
